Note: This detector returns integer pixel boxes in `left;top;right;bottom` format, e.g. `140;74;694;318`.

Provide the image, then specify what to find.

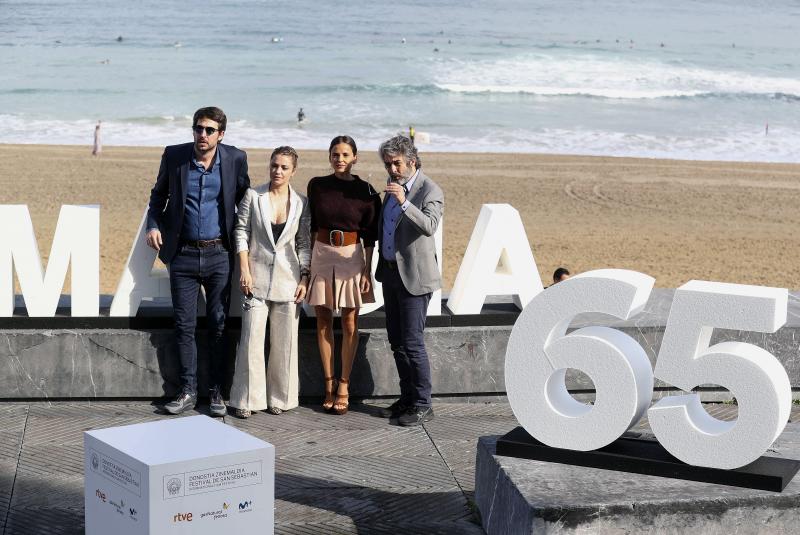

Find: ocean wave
431;54;800;100
1;116;798;164
435;85;800;101
434;84;707;99
296;83;444;95
0;88;127;96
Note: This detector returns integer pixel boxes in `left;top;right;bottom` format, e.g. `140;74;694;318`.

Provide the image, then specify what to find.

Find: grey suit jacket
234;184;311;302
375;170;444;295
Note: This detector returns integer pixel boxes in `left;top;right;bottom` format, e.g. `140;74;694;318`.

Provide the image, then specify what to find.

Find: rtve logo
173;512;192;522
95;489;106;503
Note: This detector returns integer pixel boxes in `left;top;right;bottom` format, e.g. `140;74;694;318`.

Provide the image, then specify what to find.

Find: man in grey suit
375;136;444;426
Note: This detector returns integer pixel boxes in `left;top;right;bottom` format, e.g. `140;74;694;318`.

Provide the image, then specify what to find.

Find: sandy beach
2;143;799;295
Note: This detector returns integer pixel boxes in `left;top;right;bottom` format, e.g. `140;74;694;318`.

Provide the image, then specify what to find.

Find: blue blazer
146;142;250;264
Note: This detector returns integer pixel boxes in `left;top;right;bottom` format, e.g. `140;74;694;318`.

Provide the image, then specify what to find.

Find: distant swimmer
297;107;306;124
401;37;406;44
92;121;102;157
116;36;123;42
173;41;182;48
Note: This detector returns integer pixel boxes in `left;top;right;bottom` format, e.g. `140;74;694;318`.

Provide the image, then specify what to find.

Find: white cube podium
84;415;274;535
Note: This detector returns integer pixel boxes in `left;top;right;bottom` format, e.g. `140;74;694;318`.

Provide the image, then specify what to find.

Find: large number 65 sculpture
505;269;791;470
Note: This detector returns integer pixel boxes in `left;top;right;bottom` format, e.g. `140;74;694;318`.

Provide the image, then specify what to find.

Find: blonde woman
230;146;311;418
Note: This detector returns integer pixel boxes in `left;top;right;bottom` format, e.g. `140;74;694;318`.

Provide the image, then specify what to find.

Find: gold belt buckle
329;230;345;247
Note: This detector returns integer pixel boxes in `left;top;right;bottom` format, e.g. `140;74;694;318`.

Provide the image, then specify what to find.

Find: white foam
1;115;798;163
432;54;800;99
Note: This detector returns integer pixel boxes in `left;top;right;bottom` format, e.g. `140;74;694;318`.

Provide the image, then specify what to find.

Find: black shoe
164;391;197;415
398;406;434;426
379;399;408;419
209;385;227;417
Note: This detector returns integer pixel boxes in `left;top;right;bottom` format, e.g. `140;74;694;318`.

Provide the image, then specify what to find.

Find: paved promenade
0;400;796;534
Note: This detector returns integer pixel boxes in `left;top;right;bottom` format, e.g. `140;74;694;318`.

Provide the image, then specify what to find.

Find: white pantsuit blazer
234;184;311;302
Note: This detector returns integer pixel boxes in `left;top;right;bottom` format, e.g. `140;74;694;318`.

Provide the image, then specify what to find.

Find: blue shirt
181;150;224;241
381;170;417;261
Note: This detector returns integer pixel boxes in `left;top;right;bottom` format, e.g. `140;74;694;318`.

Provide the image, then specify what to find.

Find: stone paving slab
274;519;485;535
3;400;792;534
21;404;164;446
0;400;489;535
276;486;472;523
276;456;458;491
0;406;27;461
0;405;27;533
435;439;484;495
0;461;16;534
244;427;435;458
424;414;520;442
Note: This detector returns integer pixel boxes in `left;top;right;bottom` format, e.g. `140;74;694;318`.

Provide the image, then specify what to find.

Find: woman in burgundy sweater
306;136;381;414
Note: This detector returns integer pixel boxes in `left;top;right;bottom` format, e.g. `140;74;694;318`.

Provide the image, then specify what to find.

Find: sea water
1;0;798;162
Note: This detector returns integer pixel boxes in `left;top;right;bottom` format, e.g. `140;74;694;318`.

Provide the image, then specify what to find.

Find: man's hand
360;270;372;294
385;182;406;205
146;229;162;251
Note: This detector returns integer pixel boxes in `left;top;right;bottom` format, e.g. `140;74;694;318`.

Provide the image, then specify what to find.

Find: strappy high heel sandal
322;376;336;412
332;378;349;415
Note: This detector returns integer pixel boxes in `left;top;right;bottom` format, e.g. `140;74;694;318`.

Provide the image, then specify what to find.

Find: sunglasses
192;125;220;136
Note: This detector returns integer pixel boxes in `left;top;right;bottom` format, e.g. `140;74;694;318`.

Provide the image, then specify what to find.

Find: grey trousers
230;297;300;411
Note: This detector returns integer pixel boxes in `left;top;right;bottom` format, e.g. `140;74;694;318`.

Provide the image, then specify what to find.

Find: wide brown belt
316;228;359;247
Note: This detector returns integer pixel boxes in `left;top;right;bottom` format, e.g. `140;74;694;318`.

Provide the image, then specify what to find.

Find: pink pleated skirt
306;240;375;311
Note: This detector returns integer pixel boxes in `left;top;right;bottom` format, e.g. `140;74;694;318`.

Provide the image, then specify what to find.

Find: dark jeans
381;266;432;408
168;243;231;394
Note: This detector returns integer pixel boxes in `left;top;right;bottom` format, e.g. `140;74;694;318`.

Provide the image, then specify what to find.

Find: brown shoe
332;378;349;415
322;376;336;412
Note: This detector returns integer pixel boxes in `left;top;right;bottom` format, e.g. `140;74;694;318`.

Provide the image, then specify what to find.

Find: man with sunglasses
146;106;250;416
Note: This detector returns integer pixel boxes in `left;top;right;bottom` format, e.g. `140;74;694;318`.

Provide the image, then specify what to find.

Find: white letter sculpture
648;281;791;469
505;269;655;451
447;204;542;314
1;204;99;317
110;211;171;316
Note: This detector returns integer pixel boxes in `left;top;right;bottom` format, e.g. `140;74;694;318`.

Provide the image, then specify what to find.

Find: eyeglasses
192;125;219;136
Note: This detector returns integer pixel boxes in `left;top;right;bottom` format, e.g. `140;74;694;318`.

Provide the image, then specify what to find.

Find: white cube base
84;415;274;534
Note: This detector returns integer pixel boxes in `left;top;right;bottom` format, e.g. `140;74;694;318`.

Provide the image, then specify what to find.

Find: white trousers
230;297;300;411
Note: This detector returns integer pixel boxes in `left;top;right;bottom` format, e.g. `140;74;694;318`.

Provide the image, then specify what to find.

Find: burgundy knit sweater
307;174;382;247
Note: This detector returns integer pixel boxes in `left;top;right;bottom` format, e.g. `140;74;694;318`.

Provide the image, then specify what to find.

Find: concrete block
475;423;800;534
